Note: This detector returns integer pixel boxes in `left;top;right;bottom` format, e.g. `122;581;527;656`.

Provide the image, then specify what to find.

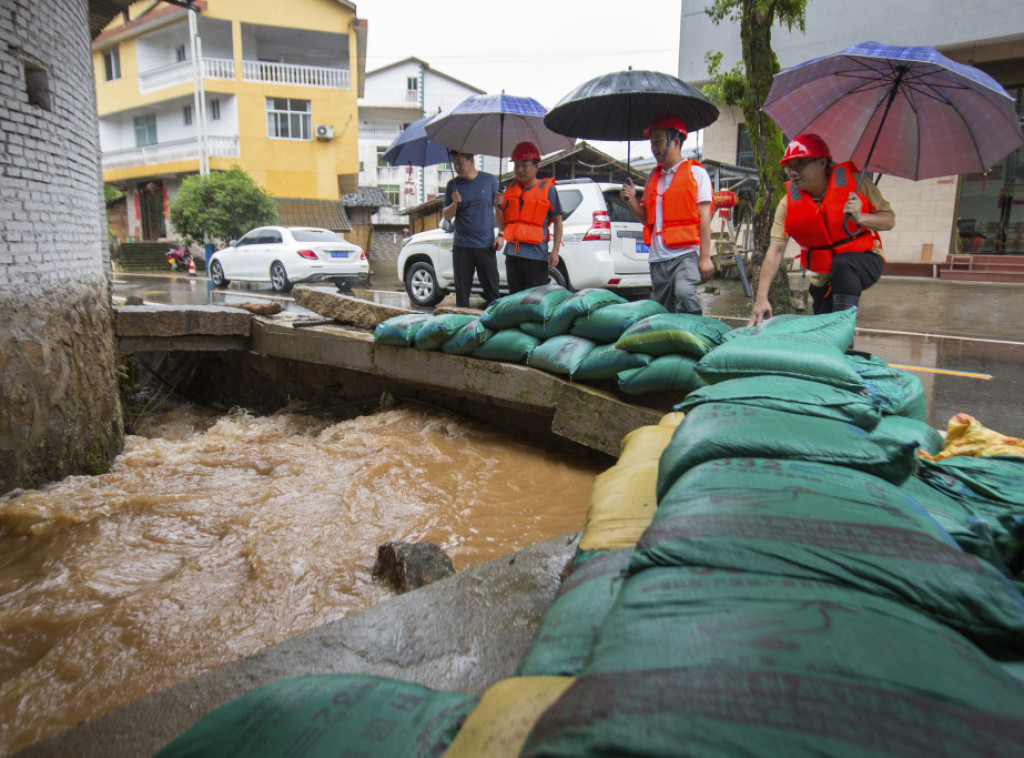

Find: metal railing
138;57;235;92
242;60;350;89
101;135;239;170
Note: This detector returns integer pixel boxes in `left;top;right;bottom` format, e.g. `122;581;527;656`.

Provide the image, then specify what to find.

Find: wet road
112;272;1024;437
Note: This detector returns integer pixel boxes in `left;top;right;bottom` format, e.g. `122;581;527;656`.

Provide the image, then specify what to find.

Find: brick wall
0;0;123;493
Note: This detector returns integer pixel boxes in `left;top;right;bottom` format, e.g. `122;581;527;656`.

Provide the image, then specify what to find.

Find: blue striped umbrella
762;41;1023;181
424;93;575;158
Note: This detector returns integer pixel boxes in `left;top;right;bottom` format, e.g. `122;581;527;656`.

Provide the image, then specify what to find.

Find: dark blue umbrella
762;41;1024;181
383;113;451;167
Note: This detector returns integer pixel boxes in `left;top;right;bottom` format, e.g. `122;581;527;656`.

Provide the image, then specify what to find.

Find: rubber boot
808;283;832;315
833;294;860;311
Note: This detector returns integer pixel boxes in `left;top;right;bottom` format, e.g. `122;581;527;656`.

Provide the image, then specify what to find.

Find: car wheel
270;261;293;292
209;260;230;288
548;264;571;290
405;261;445;306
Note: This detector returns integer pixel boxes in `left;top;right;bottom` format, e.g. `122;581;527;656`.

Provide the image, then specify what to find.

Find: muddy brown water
0;404;602;754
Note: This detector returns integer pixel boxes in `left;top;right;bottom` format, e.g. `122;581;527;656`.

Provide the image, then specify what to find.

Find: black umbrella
544;69;720;175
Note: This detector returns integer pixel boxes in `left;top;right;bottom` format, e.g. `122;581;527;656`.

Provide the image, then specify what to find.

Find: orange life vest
503;178;554;245
784;162;882;273
643;160;703;248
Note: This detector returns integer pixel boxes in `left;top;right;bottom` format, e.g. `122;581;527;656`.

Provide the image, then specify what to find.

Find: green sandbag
639;457;1024;650
523;566;1024;758
154;673;478;758
847;352;928;421
413;314;478;351
721;308;857;350
374;313;434;346
572;344;651;382
520;288;628;340
617;354;704;396
479;284;572;330
696;334;865;391
875;414;944;455
470;328;540;362
569;299;667;343
614;313;733;358
527;334;597;375
657;403;917;498
440;318;493;356
515;548;632;677
675;375;882;430
900;474;1015;577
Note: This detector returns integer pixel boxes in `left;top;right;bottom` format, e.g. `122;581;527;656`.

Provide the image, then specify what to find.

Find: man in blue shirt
442;152;501;307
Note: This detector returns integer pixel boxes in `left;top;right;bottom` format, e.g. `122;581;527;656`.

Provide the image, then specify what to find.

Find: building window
24;64;52;111
379;184;400;205
183;105;192;126
102;48;120;81
266;97;310;140
736;124;755;170
210;98;221;121
134;114;157;146
175;44;187;63
407;77;418;92
376;146;388;167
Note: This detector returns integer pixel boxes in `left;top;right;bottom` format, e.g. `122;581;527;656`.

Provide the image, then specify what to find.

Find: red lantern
713;189;738;209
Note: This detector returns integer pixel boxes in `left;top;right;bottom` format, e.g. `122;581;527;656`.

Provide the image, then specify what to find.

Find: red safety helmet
780;133;832;166
642;113;688;140
511;141;542;162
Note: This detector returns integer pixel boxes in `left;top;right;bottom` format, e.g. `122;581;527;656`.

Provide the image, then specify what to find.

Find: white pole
189;9;209;176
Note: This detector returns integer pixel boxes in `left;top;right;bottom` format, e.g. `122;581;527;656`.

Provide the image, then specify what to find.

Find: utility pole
189;8;209;176
418;62;425;204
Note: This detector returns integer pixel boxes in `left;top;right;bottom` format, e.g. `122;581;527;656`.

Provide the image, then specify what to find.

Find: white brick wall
1;0;107;291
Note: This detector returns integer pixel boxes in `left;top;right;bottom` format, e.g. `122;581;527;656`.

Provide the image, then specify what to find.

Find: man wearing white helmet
749;133;896;325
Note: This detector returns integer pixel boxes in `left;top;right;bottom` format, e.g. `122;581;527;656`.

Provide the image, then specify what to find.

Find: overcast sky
355;0;690;159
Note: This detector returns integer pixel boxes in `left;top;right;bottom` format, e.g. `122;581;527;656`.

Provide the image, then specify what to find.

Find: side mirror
441;218;453;234
228;239;237;247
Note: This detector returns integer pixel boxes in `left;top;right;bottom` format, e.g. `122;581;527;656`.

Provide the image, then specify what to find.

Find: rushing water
0;403;601;754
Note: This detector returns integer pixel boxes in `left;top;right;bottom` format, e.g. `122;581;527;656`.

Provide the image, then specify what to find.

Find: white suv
397;179;652;306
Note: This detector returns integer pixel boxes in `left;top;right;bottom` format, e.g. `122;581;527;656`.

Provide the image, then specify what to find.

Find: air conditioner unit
315;124;334;140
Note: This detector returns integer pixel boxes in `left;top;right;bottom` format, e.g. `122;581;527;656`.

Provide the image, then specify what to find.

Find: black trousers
453;245;500;307
808;252;885;314
505;255;549;295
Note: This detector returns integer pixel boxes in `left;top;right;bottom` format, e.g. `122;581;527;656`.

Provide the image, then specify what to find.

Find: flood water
0;403;601;754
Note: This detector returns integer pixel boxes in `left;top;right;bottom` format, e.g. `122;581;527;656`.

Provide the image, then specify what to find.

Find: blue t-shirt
444;171;499;249
503;181;563;262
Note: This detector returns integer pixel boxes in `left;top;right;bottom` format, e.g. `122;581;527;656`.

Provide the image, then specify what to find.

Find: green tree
168;165;278;246
704;0;808;313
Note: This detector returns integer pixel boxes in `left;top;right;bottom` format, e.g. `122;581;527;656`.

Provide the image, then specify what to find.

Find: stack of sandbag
373;285;736;396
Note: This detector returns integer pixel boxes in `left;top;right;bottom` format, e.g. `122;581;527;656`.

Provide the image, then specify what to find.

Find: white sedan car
209;226;368;292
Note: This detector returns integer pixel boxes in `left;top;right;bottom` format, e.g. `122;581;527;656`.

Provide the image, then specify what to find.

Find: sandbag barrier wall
156;299;1024;756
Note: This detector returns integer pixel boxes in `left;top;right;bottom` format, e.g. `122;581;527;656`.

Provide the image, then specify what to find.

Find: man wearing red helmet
748;133;896;325
495;141;564;294
621;113;714;314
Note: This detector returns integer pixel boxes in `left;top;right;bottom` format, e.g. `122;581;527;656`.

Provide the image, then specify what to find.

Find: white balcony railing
242;60;350;89
139;57;235;93
101;135;239;170
359;128;402;142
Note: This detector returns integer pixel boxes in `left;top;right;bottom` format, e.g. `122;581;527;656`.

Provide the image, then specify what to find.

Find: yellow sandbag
443;676;574;757
579;459;659;551
615;416;681;467
923;413;1024;461
660;410;686;427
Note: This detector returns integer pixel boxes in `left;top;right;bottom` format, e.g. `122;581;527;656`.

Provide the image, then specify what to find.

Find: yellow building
94;0;366;241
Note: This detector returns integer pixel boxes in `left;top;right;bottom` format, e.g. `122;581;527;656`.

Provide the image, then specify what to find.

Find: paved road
112;272;1024;436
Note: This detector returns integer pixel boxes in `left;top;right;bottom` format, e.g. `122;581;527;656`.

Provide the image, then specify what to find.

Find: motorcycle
167;246;193;273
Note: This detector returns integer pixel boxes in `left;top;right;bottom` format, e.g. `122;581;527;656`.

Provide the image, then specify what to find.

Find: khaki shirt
771;173;892;285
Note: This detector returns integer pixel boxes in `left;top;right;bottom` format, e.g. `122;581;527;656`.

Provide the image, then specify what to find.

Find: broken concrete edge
250;319;664;457
114;304;254;338
13;533;582;758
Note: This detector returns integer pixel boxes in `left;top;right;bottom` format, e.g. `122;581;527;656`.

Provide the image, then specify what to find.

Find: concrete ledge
14;535;580;758
118;335;251;352
115;305;253;338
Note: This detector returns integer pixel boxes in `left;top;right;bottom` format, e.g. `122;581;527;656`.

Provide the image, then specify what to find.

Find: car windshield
602;190;641;223
291;229;345;243
556;189;583;221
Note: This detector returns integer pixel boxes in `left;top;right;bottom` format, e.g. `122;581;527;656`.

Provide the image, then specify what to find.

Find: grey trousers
650;252;701;314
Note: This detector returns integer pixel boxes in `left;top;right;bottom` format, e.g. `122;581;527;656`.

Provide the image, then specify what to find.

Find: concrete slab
115;305;253;338
13;535;580;758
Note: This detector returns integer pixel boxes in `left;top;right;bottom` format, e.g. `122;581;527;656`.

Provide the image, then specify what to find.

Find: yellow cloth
921;413;1024;461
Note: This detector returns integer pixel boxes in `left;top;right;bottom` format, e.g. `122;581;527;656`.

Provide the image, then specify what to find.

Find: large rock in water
373;541;456;592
